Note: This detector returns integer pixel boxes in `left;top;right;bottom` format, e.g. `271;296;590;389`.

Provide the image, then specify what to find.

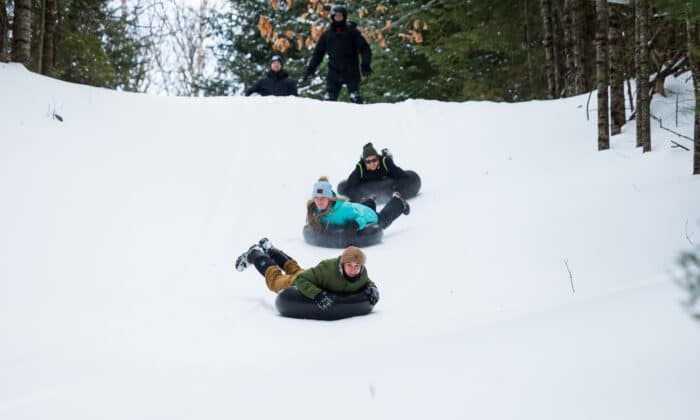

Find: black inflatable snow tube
302;223;383;248
337;170;421;204
275;286;374;320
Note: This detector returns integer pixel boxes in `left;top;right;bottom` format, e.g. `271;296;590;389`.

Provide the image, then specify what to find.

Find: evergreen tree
51;0;145;90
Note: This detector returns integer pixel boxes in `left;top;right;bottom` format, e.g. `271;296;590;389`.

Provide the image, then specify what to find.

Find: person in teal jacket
306;176;409;233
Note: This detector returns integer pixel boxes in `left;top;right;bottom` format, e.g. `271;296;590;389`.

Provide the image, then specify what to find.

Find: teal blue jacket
320;199;378;230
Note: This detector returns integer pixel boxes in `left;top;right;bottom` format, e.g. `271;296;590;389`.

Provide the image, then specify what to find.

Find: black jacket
307;21;372;83
245;70;298;97
345;155;409;190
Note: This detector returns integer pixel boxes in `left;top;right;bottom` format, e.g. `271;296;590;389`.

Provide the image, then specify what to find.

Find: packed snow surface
1;63;699;419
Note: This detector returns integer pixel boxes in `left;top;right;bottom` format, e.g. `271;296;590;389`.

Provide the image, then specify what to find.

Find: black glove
314;291;334;311
361;64;373;77
364;285;380;305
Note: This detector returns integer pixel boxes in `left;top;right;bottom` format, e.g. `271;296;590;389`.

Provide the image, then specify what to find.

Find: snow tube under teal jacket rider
320;199;378;230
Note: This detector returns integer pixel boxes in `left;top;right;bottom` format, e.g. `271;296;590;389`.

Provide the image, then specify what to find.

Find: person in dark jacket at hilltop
245;55;298;97
302;5;372;104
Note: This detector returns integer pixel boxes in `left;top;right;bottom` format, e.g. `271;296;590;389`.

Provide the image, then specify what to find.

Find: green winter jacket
293;256;375;299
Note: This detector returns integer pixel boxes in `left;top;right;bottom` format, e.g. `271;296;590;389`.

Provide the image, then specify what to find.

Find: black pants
361;196;404;230
326;77;362;103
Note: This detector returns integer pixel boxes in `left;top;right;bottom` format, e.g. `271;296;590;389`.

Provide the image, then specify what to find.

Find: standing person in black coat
245;55;298;97
302;5;372;104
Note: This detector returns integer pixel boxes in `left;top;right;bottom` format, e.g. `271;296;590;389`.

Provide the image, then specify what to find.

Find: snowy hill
1;62;699;419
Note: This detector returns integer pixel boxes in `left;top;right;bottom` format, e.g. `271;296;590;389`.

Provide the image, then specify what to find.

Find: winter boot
258;238;294;268
359;195;377;212
258;237;273;252
349;91;364;104
377;194;408;230
235;244;276;276
392;191;410;215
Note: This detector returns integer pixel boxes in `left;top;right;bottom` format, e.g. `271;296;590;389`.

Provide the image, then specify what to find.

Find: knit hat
271;55;283;65
311;176;333;198
362;142;379;159
340;246;365;265
330;5;347;22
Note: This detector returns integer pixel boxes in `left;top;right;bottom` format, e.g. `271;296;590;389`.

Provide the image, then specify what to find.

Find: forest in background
1;0;699;172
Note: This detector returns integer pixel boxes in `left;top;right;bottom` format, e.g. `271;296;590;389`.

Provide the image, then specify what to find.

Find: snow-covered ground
1;63;699;419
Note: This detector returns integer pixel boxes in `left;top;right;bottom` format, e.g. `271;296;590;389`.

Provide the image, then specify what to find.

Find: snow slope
1;62;699;419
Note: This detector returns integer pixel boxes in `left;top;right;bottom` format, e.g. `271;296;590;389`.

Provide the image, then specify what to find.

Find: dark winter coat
293;256;376;299
306;21;372;83
245;70;298;97
344;155;409;190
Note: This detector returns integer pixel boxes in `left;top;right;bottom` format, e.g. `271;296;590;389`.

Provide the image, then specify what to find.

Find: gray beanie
311;176;333;198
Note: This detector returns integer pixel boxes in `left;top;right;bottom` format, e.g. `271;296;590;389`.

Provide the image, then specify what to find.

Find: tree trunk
0;0;8;62
562;0;574;96
687;16;700;175
37;0;46;72
523;0;535;94
541;0;557;98
634;0;641;145
608;3;625;135
571;0;586;94
552;0;565;96
41;0;58;75
11;0;32;66
596;0;610;150
637;0;651;153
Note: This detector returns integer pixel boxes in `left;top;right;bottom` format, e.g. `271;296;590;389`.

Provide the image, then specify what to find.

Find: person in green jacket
235;238;379;310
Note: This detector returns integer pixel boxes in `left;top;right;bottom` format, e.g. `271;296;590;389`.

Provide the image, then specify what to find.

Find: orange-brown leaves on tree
376;31;387;48
398;30;423;44
385;20;392;33
285;30;296;38
273;37;291;52
296;35;305;51
376;5;388;14
310;23;324;42
413;31;423;44
271;0;279;11
258;15;273;42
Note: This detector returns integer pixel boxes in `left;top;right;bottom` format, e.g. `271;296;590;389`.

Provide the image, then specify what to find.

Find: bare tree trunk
552;0;565;96
687;15;700;175
41;0;58;74
634;0;641;145
11;0;32;66
637;0;651;153
562;0;575;96
596;0;610;150
541;0;557;98
0;0;8;62
37;0;46;72
608;3;625;135
571;0;586;94
523;0;535;94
